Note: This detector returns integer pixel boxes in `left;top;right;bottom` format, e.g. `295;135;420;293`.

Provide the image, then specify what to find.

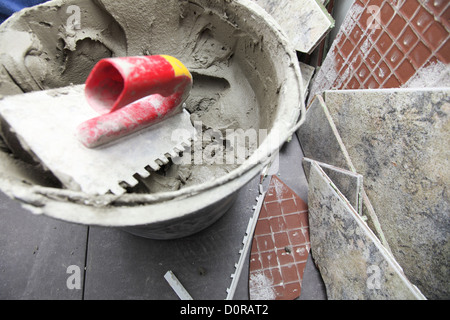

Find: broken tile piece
251;0;334;54
307;161;426;300
300;62;316;98
302;157;363;214
249;176;310;300
297;94;355;171
323;88;450;299
296;94;390;254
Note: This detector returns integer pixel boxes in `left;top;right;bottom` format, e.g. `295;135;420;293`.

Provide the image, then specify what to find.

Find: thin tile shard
303;157;363;215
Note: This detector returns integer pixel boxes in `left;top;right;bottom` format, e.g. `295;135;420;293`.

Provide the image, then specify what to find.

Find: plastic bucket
0;0;305;239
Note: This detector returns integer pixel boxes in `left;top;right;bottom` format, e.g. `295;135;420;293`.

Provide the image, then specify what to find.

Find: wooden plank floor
0;135;326;300
0;192;88;300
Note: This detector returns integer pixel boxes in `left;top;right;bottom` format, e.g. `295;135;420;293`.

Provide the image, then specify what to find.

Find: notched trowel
0;55;196;195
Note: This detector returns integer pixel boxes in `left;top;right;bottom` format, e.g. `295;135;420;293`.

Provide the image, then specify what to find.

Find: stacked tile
297;88;449;299
323;88;450;300
307;161;425;300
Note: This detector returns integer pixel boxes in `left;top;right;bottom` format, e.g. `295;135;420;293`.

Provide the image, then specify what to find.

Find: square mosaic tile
249;176;310;300
309;0;450;101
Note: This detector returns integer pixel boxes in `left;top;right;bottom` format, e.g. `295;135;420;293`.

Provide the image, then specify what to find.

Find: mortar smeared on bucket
0;0;305;239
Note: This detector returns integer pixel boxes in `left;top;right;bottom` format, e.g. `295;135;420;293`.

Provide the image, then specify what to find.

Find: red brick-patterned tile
349;23;365;46
380;2;395;25
374;60;391;84
367;0;384;9
252;237;258;253
259;204;268;219
411;6;435;35
293;245;309;262
347;76;362;89
277;249;295;266
355;0;367;7
423;22;448;51
356;63;371;83
334;51;346;74
273;232;290;248
347;50;364;71
384;74;402;88
387;11;407;39
249;176;310;300
358;3;372;31
376;32;394;52
260;251;278;269
269;216;287;233
280;264;299;284
424;0;448;16
271;268;283;286
395;58;416;83
263;187;278;203
367;24;384;44
250;253;262;270
436;38;450;64
422;55;440;68
280;198;301;214
341;38;355;59
255;219;271;236
273;285;285;299
288;229;308;245
400;0;420;19
398;25;419;52
441;5;450;30
386;43;405;69
409;40;432;68
298;210;309;227
284;213;303;229
296;262;308;280
365;74;380;89
264;201;282;218
366;47;382;70
256;234;274;252
281;283;301;300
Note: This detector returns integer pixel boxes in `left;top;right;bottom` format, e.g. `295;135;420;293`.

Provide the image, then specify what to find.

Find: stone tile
250;0;334;54
307;161;426;300
297;93;391;252
323;88;450;299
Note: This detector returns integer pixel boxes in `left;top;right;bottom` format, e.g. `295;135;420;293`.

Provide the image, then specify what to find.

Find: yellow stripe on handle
161;55;192;79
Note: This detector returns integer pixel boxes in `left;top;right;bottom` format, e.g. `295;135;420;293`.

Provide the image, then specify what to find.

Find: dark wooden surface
0;135;326;300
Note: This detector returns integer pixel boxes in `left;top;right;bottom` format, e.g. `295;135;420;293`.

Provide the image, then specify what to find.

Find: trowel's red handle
76;55;192;148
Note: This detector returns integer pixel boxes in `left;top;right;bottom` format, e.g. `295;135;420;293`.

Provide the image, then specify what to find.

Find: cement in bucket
0;0;305;239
